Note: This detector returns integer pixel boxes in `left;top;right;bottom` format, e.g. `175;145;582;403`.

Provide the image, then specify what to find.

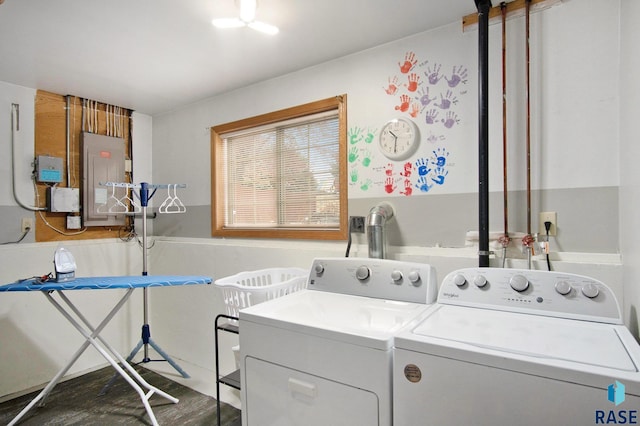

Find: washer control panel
439;268;621;323
308;257;437;304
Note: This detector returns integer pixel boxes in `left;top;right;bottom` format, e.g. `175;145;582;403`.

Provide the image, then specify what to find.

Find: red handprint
400;162;413;177
400;179;413;196
385;163;394;176
398;51;417;74
395;94;411;113
409;102;420;118
384;177;397;194
406;73;420;92
383;76;400;95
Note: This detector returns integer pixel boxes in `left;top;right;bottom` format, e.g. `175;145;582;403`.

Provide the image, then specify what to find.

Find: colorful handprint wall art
349;49;469;198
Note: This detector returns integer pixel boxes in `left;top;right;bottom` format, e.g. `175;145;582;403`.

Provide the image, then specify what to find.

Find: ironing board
0;275;212;426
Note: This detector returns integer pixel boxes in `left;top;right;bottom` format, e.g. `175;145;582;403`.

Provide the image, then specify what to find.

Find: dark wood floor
0;365;241;425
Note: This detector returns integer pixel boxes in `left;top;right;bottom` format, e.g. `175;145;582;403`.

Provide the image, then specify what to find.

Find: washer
394;267;640;426
239;257;437;426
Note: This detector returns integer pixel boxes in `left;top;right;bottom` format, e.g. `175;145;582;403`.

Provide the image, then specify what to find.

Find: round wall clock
379;118;420;161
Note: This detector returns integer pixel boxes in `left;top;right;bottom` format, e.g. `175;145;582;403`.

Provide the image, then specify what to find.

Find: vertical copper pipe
525;0;532;236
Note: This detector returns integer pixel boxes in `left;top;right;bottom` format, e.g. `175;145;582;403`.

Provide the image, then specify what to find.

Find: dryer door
245;357;379;426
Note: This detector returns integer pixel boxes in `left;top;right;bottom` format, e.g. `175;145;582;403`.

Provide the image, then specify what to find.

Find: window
211;95;347;240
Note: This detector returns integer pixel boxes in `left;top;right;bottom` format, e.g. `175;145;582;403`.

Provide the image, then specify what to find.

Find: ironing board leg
8;288;135;426
53;291;179;426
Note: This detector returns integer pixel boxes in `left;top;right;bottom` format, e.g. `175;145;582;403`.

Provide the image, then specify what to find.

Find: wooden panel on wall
34;90;133;242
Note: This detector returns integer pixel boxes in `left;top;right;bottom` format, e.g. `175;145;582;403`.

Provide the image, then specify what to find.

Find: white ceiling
0;0;476;115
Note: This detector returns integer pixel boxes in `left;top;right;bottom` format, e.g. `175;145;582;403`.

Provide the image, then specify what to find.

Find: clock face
379;118;420;160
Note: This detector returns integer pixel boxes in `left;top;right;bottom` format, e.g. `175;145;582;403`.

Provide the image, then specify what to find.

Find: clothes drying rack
99;181;189;393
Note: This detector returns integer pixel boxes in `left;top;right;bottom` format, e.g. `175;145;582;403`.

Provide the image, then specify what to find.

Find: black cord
1;228;30;245
544;221;552;271
345;218;353;257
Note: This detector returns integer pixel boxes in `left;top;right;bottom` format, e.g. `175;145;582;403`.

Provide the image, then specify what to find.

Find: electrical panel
81;132;126;227
37;155;63;183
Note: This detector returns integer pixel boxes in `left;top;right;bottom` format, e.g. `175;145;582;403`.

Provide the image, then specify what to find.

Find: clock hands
389;131;398;153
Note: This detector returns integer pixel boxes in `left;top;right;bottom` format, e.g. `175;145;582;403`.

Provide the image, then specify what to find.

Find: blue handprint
415;176;434;193
431;167;449;185
431;148;449;167
415;158;431;176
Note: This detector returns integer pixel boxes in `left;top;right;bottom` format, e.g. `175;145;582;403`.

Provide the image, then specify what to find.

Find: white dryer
239;257;437;426
394;267;640;426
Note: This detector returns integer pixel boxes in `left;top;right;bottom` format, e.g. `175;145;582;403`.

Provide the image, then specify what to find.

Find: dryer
393;267;640;425
239;257;437;426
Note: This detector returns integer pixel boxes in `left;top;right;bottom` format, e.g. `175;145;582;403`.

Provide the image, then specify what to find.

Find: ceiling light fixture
212;0;279;35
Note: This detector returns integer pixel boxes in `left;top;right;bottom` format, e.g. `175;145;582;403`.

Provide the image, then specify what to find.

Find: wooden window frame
211;95;348;240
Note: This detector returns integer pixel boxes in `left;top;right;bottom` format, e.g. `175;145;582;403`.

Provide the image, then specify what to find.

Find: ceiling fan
212;0;279;35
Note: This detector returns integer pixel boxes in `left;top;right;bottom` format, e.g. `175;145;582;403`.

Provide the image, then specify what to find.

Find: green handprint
361;149;372;167
348;127;364;145
360;179;372;191
364;128;377;144
348;146;360;163
350;168;359;183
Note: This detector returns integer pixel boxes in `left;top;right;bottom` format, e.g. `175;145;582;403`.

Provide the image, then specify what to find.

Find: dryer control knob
314;263;325;275
356;266;371;281
391;270;403;283
453;274;467;287
510;274;529;292
473;275;488;288
555;280;572;295
408;271;421;285
581;283;600;298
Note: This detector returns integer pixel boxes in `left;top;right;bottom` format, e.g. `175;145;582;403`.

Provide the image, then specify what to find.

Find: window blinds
222;113;340;229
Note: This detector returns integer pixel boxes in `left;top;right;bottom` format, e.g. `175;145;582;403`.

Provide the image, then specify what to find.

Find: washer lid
411;305;637;371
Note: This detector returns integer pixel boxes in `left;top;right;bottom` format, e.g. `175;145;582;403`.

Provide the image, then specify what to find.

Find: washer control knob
356;266;371;281
453;274;467;287
408;271;421;285
581;283;600;299
473;275;488;288
314;263;325;275
391;270;403;283
510;274;529;292
555;280;572;295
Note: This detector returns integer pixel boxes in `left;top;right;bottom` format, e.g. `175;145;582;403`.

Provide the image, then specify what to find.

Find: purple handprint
425;63;443;85
425;109;439;125
436;90;458;110
442;111;459;129
415;87;435;108
445;65;468;88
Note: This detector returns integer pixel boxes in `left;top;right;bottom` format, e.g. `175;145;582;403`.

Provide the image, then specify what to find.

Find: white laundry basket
215;267;309;318
215;267;309;368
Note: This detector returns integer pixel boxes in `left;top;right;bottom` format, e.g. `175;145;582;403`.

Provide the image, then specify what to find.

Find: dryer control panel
308;258;437;304
438;268;622;324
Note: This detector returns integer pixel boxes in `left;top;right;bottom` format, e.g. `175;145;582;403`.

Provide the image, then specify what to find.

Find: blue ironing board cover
0;275;212;292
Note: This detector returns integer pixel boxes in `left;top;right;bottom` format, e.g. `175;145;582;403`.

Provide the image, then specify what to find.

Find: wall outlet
21;217;33;233
350;216;365;233
539;211;557;236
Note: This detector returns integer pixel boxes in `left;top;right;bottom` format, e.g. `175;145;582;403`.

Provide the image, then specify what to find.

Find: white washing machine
394;267;640;426
239;257;438;426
